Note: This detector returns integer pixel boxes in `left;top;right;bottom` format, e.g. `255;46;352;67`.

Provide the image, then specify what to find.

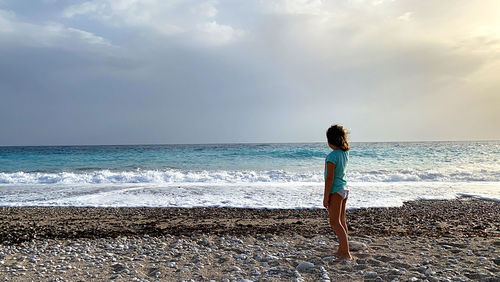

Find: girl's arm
323;162;335;208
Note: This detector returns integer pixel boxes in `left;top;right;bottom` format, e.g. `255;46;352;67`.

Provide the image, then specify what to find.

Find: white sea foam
0;182;499;208
0;170;322;185
1;169;499;208
1;167;499;185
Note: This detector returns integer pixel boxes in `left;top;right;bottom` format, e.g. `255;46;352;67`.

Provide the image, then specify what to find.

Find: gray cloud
1;0;499;145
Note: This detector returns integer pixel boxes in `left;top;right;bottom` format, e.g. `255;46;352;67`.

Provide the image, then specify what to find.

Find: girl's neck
329;143;340;150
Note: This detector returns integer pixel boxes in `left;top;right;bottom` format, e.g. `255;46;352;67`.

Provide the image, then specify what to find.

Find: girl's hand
323;196;329;208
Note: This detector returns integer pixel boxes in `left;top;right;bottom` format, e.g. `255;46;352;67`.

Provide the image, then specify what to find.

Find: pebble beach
1;197;499;281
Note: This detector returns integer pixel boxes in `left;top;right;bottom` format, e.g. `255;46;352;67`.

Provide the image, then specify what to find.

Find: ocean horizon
1;141;499;209
2;139;500;147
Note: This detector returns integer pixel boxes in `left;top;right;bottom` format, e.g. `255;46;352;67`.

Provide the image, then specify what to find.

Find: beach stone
439;242;467;249
389;268;402;275
464;271;483;280
319;266;330;281
251;267;260;276
265;266;280;274
367;258;382;266
265;254;279;261
296;261;314;273
493;257;500;266
349;241;367;251
111;263;127;273
425;267;433;276
339;259;352;265
322;256;335;262
417;266;427;273
391;261;411;269
147;268;161;278
229;266;242;272
12;264;26;271
234;253;247;260
353;264;368;270
375;255;395;262
365;271;378;278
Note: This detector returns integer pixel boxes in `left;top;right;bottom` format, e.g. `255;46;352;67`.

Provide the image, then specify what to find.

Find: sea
0;141;499;209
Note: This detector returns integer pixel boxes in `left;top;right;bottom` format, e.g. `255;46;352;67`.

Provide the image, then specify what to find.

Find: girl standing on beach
323;124;352;261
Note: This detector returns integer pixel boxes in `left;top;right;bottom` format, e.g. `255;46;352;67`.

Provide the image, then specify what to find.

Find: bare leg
340;197;348;235
333;197;349;258
328;193;352;260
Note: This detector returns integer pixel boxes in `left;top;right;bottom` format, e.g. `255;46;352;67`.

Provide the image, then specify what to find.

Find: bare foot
333;256;353;263
333;253;353;262
333;249;351;257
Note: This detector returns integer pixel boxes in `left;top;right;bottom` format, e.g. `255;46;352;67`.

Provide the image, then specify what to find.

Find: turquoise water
0;141;499;208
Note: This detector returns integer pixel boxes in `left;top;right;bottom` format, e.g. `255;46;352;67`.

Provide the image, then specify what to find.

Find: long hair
326;124;349;151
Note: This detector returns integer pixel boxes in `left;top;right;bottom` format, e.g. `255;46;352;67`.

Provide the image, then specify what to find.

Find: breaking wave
0;168;498;185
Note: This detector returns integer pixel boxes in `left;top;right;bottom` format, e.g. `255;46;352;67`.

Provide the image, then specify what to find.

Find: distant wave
0;168;499;185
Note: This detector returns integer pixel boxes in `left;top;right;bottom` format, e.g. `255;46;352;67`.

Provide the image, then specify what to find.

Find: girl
323;124;352;261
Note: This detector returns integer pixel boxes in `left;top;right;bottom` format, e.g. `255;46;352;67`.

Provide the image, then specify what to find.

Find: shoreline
1;197;499;281
1;197;498;245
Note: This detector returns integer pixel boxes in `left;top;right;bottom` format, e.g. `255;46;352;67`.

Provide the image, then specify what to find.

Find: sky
1;0;499;145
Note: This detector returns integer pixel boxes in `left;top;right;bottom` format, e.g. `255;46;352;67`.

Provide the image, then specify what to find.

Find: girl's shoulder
326;149;348;158
329;150;348;158
326;150;340;163
326;150;337;157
